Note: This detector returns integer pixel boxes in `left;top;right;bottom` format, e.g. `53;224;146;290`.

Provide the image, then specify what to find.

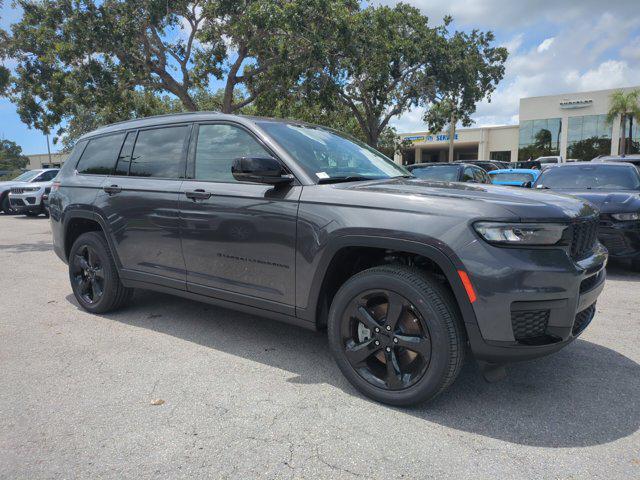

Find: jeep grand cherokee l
48;113;607;406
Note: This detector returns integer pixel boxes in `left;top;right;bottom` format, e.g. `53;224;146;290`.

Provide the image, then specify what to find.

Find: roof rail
92;110;223;130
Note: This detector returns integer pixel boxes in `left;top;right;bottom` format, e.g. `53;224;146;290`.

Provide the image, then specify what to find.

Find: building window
490;151;511;162
518;118;561;160
566;114;612;160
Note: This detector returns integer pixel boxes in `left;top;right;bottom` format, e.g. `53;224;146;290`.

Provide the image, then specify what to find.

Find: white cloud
387;0;640;132
536;37;554;53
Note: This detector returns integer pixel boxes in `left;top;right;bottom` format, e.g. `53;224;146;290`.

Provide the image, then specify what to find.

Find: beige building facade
27;152;69;170
396;86;639;165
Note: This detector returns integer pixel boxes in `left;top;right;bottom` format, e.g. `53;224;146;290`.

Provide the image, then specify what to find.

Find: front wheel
328;265;466;406
1;194;13;214
69;231;133;313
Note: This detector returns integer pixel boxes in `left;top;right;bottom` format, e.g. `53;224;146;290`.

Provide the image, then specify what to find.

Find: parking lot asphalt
0;214;639;479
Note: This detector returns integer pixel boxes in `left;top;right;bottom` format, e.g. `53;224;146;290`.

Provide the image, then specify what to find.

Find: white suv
7;169;60;217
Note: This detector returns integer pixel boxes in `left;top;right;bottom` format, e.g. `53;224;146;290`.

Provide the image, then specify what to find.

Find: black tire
69;231;133;314
1;194;13;214
25;210;39;217
328;265;466;406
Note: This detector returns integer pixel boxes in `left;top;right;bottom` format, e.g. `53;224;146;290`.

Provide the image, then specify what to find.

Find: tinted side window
195;124;271;182
40;170;59;181
114;131;137;176
472;167;489;183
462;167;475;182
76;133;125;175
130;126;190;178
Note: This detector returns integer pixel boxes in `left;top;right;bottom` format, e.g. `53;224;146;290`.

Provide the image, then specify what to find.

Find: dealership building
395;85;640;165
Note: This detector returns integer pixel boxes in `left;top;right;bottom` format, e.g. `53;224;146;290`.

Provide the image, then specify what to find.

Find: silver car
5;169;59;216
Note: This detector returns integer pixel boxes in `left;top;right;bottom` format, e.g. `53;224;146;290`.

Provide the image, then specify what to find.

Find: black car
49;113;607;406
407;162;492;184
592;154;640;173
534;162;640;270
454;160;510;172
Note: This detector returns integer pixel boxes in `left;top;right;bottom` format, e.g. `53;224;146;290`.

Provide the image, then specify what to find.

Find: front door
95;125;191;288
179;123;300;312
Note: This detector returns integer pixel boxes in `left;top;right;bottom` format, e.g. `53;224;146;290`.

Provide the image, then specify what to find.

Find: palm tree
607;89;640;155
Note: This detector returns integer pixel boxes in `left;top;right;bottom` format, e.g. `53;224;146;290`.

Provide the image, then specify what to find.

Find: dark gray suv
49;113;607;405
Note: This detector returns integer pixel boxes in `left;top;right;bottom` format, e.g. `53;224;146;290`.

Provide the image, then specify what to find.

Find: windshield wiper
318;176;379;184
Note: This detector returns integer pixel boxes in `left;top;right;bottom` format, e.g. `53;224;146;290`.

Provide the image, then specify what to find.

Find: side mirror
231;157;293;185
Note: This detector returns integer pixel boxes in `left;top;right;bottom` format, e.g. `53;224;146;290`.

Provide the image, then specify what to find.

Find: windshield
411;165;459;181
490;172;534;183
536;165;640;190
257;122;410;182
11;170;41;182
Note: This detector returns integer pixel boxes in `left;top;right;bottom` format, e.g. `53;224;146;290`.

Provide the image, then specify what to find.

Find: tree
607;89;640;155
0;0;10;96
199;0;358;113
423;30;507;162
7;0;356;139
0;139;30;171
298;4;448;149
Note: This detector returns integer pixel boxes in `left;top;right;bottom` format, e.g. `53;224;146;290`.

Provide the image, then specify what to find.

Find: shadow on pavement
0;240;52;253
66;289;640;448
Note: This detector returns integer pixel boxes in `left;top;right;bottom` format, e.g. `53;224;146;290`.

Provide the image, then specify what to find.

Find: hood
550;189;640;213
326;178;597;221
0;180;26;191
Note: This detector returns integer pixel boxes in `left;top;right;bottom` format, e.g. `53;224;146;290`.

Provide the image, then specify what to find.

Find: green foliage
607;89;640;155
0;139;29;171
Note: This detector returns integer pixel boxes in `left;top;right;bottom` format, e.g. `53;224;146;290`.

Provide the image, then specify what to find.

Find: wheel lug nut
393;338;398;343
385;347;391;352
374;327;380;333
374;340;380;346
386;325;391;331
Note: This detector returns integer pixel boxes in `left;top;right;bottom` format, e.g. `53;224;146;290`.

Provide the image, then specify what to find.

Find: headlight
611;212;640;221
474;222;567;245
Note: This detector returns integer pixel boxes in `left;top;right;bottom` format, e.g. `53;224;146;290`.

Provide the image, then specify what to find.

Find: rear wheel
69;232;133;313
328;265;466;406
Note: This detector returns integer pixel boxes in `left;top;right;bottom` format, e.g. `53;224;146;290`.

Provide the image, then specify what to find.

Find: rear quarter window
76;133;126;175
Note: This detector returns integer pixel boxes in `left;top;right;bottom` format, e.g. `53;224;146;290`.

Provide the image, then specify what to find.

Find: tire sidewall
328;269;458;406
68;232;119;313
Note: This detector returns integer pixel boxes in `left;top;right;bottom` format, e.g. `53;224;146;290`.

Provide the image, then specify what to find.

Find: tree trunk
620;114;627;155
448;113;456;163
629;114;634;154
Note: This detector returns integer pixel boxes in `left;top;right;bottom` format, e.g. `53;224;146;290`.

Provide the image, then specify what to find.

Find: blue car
489;168;540;187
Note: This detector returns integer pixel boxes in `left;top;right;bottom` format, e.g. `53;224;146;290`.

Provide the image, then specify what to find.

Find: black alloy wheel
341;290;432;390
328;265;465;406
68;231;133;313
71;244;106;305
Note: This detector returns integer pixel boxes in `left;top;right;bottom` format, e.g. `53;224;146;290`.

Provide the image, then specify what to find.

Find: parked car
512;160;542;170
535;155;564;165
8;168;60;217
49;113;607;406
407;162;492;184
489;168;540;187
534;162;640;270
454;160;510;172
592;154;640;173
0;169;59;214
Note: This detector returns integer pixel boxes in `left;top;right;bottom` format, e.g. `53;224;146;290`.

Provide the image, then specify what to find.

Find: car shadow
0;240;52;253
65;290;639;448
606;260;640;282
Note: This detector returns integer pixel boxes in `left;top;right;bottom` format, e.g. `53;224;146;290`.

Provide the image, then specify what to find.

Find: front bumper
598;219;640;259
9;192;44;213
460;240;608;363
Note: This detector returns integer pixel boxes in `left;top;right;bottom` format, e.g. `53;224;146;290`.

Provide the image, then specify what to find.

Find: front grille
570;217;599;259
572;303;596;336
580;271;603;293
511;309;549;341
11;187;24;194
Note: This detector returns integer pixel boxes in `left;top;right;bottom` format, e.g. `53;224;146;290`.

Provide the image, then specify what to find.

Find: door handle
103;185;122;195
185;189;212;201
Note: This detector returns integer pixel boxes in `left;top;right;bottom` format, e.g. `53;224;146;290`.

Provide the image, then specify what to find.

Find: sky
1;0;640;154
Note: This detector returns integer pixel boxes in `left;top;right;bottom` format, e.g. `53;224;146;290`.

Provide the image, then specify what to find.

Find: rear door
179;122;300;312
94;124;191;289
